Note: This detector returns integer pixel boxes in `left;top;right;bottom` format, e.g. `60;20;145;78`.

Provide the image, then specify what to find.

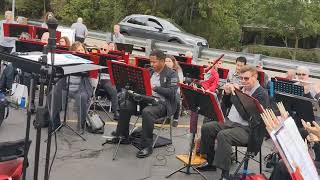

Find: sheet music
19;53;92;65
271;117;319;180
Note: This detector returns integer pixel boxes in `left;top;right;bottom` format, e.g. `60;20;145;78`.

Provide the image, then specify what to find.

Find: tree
250;0;320;60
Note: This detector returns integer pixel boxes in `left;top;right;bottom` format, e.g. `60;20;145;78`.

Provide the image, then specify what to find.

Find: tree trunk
293;33;299;60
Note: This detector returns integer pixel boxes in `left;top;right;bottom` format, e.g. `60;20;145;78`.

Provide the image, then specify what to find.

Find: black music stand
135;57;150;68
115;43;133;54
16;40;45;52
179;62;204;80
166;84;224;180
232;89;265;179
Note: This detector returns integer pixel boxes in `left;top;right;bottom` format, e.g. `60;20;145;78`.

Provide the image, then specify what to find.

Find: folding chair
234;145;263;174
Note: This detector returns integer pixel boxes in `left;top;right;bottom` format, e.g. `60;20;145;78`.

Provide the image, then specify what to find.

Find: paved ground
0;106;274;180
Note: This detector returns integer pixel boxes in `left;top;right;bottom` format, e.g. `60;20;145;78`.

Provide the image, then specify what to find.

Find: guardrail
28;20;320;78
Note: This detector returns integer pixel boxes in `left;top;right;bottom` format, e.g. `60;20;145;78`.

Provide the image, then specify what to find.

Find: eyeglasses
296;73;307;76
100;48;107;51
240;76;250;81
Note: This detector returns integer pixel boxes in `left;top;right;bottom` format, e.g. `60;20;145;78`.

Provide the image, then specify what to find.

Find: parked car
119;14;209;47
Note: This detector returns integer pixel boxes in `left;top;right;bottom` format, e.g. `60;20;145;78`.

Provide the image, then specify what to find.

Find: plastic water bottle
20;97;26;108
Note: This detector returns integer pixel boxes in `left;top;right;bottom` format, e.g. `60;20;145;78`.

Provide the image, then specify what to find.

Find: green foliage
6;0;320;61
246;45;320;63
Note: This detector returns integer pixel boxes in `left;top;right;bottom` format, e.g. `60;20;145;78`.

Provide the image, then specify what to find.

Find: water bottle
20;97;26;108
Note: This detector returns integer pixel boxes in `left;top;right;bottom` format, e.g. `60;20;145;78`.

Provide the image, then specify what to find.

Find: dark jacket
221;86;270;155
150;66;179;117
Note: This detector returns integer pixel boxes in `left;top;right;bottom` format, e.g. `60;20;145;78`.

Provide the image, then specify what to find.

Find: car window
127;17;146;26
147;19;162;29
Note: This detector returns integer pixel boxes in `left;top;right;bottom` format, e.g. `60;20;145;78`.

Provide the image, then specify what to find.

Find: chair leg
152;118;166;148
235;146;238;163
259;148;262;174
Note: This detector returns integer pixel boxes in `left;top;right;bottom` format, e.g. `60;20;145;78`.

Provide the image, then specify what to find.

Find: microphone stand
43;17;58;180
33;46;50;180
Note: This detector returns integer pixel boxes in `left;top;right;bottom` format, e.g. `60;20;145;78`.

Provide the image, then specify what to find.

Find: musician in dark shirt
105;50;179;158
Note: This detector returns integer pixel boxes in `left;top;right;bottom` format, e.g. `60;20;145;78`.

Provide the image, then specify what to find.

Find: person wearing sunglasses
197;65;270;180
97;42;120;120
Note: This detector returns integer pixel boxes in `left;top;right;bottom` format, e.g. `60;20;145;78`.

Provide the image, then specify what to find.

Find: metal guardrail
28;20;320;78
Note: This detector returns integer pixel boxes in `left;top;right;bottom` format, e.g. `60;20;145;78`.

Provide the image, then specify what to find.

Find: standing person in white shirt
71;17;88;43
0;11;17;53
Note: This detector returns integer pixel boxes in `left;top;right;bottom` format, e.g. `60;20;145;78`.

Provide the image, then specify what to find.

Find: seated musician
227;56;247;84
50;42;93;129
197;66;270;180
98;42;120;120
285;69;296;81
59;36;71;47
105;50;179;158
40;32;49;44
198;57;222;93
165;55;184;127
295;66;315;98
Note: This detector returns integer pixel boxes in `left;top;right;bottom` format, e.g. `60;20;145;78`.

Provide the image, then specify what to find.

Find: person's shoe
111;131;117;136
103;136;130;145
113;111;119;121
172;119;178;127
136;146;153;158
196;162;217;171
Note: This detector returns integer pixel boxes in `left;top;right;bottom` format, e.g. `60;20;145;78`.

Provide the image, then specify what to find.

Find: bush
245;45;320;63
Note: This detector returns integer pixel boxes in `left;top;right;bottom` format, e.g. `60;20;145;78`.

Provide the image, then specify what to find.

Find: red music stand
257;71;265;87
166;83;224;180
107;60;152;96
108;50;129;64
218;67;230;80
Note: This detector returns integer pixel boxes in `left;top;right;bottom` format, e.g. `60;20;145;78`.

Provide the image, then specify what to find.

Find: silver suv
119;14;209;47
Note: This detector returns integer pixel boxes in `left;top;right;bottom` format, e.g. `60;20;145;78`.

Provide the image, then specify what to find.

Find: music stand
166;83;224;180
108;50;130;64
135;57;150;68
179;62;204;80
33;26;61;40
115;43;134;54
217;67;229;80
173;55;192;64
257;71;265;87
232;89;265;179
3;23;32;38
107;60;152;95
16;40;46;52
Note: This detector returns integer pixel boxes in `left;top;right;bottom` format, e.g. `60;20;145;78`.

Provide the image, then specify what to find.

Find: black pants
115;98;167;148
0;45;13;54
75;36;85;43
269;160;291;180
200;120;249;171
100;79;119;112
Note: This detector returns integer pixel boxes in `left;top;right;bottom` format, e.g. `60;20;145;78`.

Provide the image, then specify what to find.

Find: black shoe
113;111;119;121
196;163;217;171
136;146;153;158
172;119;178;127
103;136;130;145
111;131;117;136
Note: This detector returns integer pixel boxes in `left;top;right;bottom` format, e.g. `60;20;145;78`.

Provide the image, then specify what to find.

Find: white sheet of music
19;53;92;65
271;117;319;180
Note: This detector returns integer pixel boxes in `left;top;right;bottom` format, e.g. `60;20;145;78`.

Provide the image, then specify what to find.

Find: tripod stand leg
112;138;122;161
191;166;208;180
64;124;86;141
233;154;250;178
165;166;186;178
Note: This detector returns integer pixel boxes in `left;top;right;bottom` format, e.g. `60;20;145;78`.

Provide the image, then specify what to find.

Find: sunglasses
240;76;250;81
296;73;307;76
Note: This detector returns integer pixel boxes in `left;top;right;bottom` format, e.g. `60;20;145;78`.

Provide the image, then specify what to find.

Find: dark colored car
119;14;209;47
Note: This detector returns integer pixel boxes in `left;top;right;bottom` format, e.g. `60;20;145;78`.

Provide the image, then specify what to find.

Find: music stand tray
166;84;224;180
